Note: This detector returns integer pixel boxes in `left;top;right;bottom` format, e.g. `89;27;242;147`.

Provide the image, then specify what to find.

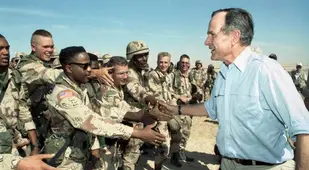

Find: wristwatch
178;105;182;115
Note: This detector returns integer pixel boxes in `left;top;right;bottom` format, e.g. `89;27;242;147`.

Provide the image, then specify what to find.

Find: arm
125;70;148;102
158;101;209;117
146;71;163;97
295;134;309;170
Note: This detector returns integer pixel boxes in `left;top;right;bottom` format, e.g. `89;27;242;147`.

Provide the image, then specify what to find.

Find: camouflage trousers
121;122;144;170
154;121;171;165
204;87;211;101
170;115;192;153
101;142;122;170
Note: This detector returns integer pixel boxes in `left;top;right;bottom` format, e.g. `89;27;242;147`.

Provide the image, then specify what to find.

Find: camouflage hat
15;52;27;58
195;60;202;65
126;40;149;60
52;56;61;69
208;64;214;68
51;48;59;59
102;53;112;64
167;116;182;133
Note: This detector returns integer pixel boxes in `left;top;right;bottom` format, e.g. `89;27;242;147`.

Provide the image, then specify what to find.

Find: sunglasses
70;62;90;70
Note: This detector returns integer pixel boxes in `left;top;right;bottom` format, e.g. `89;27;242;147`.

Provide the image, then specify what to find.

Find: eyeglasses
70;62;90;70
115;71;129;76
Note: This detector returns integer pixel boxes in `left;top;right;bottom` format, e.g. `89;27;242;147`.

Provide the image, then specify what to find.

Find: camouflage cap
102;53;112;64
51;48;59;59
126;40;149;60
195;60;202;65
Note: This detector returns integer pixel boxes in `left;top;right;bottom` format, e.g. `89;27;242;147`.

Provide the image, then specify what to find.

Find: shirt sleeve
260;63;309;140
204;83;217;120
53;89;134;140
125;71;148;102
0;154;21;170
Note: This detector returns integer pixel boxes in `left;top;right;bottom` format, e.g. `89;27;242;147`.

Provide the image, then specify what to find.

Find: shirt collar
219;46;252;79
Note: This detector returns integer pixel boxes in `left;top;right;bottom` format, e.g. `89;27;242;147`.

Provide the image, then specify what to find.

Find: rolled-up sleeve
204;87;217;120
260;63;309;140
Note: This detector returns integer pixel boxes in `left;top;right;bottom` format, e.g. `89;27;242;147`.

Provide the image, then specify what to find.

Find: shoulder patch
57;89;78;101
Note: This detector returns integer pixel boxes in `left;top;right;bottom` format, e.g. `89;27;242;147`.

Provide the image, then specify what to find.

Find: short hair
59;46;86;66
157;52;171;61
88;53;98;62
0;34;5;39
106;56;128;68
211;8;254;46
269;53;277;60
180;54;190;61
31;29;52;44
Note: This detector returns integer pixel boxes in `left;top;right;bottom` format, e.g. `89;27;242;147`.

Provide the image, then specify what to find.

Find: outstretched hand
91;67;114;87
17;154;59;170
148;102;174;121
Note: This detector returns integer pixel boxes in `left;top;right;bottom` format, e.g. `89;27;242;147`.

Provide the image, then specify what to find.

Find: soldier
44;46;167;169
169;54;195;167
302;69;309;111
290;62;307;93
146;52;180;169
0;33;58;170
204;64;217;100
189;60;207;91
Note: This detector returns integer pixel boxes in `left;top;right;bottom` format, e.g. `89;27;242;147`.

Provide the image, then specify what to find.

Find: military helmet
102;53;112;64
126;40;149;60
195;60;202;65
167;116;182;133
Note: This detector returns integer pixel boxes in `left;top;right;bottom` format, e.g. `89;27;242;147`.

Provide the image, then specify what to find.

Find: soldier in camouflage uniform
204;64;217;100
169;54;195;167
189;60;207;100
146;52;180;170
44;46;166;170
102;54;112;67
0;33;58;170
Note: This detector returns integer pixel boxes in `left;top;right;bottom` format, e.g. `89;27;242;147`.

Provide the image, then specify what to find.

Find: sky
1;0;309;68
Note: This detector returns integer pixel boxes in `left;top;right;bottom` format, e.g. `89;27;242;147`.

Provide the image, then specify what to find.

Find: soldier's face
196;63;202;69
0;38;10;67
158;56;170;74
133;52;149;70
180;58;190;73
68;52;91;84
113;65;129;86
205;12;233;62
31;36;54;62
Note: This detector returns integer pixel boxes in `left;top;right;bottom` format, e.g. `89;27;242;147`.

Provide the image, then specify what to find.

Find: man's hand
148;102;173;121
158;100;178;115
144;95;158;106
179;96;190;104
132;124;166;146
91;67;114;86
16;154;59;170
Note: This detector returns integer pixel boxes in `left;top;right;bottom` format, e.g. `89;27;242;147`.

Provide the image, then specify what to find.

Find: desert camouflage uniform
101;84;141;170
0;70;23;170
45;72;133;170
204;71;217;100
16;54;62;146
170;70;192;155
189;67;207;100
146;68;178;165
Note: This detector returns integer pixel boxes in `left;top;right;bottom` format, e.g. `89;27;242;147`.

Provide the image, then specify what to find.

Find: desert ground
136;117;220;170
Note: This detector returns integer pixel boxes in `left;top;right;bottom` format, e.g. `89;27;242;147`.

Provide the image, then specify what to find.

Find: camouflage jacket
146;68;177;105
101;85;140;122
124;62;149;109
16;54;62;131
170;70;192;100
290;70;307;90
189;68;207;88
205;71;217;90
46;72;133;139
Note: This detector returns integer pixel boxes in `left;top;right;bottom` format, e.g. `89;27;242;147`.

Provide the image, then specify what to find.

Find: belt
224;156;284;166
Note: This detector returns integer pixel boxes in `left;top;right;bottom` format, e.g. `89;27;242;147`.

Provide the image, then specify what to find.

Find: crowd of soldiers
0;29;217;170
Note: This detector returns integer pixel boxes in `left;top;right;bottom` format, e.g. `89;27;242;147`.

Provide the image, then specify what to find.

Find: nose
204;35;212;46
86;65;92;72
0;48;9;56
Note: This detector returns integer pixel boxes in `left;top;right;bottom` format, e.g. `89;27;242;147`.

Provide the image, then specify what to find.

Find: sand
136;117;220;170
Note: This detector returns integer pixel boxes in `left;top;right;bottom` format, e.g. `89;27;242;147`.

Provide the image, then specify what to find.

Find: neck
0;67;8;74
65;72;81;87
223;46;247;65
181;69;188;75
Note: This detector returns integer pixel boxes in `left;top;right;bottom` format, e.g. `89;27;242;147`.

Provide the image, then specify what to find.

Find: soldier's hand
132;123;166;146
144;95;157;106
16;154;59;170
148;102;173;121
179;96;189;103
158;100;178;115
92;67;114;86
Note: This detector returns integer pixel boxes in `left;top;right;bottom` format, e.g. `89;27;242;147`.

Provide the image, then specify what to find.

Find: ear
65;64;73;74
231;30;241;46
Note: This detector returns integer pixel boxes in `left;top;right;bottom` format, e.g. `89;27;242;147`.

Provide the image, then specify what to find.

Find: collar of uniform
179;70;189;78
219;46;251;79
58;72;84;96
155;67;165;77
128;61;143;77
28;53;44;64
